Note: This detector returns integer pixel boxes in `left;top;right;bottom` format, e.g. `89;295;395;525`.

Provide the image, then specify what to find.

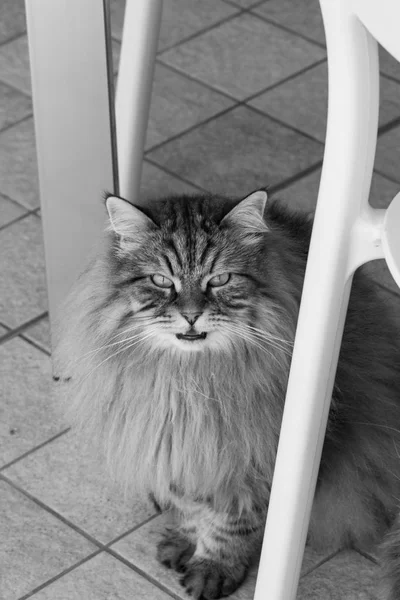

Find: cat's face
106;192;268;353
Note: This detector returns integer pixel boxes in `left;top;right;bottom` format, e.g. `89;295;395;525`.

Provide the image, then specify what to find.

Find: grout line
0;312;49;346
152;50;400;167
246;103;324;145
377;115;400;137
0;322;10;335
222;0;266;7
105;513;159;547
2;471;178;599
145;61;326;159
0;472;107;549
380;71;400;86
0;113;32;136
374;169;400;186
0;189;31;214
144;157;210;193
18;331;51;356
105;547;182;600
17;333;50;356
17;550;104;600
250;10;326;50
0;77;32;100
0;31;26;49
300;549;341;578
0;206;37;233
269;160;324;195
145;102;240;154
156;10;245;57
243;58;327;102
0;429;70;473
353;547;380;565
155;58;238;102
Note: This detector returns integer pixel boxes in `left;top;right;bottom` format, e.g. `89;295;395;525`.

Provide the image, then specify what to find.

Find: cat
54;190;400;599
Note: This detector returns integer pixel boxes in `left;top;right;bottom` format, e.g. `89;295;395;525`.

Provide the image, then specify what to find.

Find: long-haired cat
54;190;400;599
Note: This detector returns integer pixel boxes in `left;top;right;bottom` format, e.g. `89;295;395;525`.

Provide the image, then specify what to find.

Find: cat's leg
157;507;197;573
178;503;264;600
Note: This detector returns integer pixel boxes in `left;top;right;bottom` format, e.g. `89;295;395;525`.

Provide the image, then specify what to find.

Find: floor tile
148;106;323;196
113;512;334;600
0;80;31;130
22;315;51;353
145;63;234;150
380;45;400;82
110;0;238;52
225;0;264;7
0;34;30;95
4;430;155;543
0;118;39;208
253;0;325;46
255;6;399;85
140;161;201;201
297;550;378;599
112;513;190;600
30;552;172;600
375;126;400;183
160;14;325;100
278;169;400;295
249;63;400;143
0;479;95;600
0;214;46;328
363;171;400;209
0;0;26;45
0;192;26;227
0;337;61;468
278;169;400;213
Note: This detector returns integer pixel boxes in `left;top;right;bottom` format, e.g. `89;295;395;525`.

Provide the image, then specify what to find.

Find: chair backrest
352;0;400;63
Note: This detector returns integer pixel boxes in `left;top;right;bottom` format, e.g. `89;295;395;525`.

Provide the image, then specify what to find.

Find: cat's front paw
157;530;196;573
180;557;247;599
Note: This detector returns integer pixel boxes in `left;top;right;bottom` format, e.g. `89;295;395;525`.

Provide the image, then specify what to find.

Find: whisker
352;422;400;435
81;330;157;383
78;330;151;360
240;327;292;356
224;323;290;359
244;324;294;347
222;324;276;357
223;324;290;370
233;322;292;355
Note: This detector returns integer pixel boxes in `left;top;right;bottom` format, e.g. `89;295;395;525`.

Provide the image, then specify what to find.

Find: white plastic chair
26;0;400;598
255;1;400;598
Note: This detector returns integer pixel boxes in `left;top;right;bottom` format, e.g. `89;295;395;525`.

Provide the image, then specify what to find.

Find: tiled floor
1;1;400;599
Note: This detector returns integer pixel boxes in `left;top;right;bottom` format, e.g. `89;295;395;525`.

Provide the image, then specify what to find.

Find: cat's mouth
176;332;207;341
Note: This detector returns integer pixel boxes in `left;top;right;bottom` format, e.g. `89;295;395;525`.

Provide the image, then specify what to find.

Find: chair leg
25;0;116;333
254;3;380;599
115;0;163;202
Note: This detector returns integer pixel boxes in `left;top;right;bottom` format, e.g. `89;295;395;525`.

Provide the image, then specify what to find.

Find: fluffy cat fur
54;191;400;599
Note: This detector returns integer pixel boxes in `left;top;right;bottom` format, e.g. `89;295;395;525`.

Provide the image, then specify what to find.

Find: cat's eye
208;273;231;287
150;274;174;289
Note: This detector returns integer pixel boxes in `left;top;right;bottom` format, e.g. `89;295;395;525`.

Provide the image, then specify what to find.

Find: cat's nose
181;311;202;325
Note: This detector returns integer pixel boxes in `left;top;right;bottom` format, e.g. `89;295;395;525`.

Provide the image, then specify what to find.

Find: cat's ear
106;196;157;244
220;191;268;239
